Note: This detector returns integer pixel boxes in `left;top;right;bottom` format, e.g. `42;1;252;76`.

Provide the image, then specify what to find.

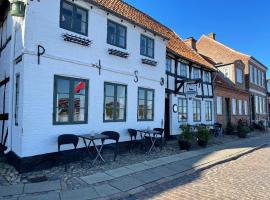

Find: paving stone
0;197;17;200
105;167;134;178
143;159;167;168
159;155;181;164
151;166;178;177
166;161;192;173
125;163;152;173
81;173;114;185
109;176;144;192
24;180;61;194
94;183;120;197
0;184;24;197
60;187;99;200
18;192;60;200
131;169;163;184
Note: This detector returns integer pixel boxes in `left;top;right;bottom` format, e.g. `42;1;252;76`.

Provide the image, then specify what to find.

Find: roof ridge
201;35;251;58
120;0;175;33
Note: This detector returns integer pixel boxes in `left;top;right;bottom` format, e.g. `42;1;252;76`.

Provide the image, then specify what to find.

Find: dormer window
236;68;243;83
60;1;88;36
140;35;154;58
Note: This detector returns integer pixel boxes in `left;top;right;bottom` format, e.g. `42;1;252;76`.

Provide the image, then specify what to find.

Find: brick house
195;34;268;125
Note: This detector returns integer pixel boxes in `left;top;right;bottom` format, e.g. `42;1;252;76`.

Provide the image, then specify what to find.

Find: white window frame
250;65;253;83
255;96;258;113
204;71;211;83
179;63;188;77
244;100;248;115
238;99;242;115
232;98;236;115
192;67;201;79
216;96;222;115
236;68;243;83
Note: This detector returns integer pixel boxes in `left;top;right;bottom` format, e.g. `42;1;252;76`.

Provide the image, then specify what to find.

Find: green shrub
179;125;193;142
197;126;211;141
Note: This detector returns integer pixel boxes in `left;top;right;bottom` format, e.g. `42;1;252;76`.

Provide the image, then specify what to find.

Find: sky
125;0;270;76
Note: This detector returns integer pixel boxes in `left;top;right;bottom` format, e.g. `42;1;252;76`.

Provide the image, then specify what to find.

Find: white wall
18;0;167;157
170;95;214;135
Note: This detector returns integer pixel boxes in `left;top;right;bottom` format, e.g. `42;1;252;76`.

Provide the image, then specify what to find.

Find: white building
0;0;215;171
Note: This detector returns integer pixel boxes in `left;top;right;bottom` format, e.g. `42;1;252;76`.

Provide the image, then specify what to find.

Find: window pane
57;79;70;93
147;91;153;101
117;98;125;109
116;108;125;120
74;95;85;108
140;36;147;55
74;108;85;121
147;100;153;109
117;85;125;98
105;97;114;120
139;90;145;99
56;107;69;122
138;108;145;120
108;22;117;44
146;109;153;120
61;2;73;29
74;80;86;94
57;93;69;108
105;84;114;97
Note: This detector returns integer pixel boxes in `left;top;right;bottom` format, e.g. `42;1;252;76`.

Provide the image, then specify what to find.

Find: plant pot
178;140;191;150
197;139;208;148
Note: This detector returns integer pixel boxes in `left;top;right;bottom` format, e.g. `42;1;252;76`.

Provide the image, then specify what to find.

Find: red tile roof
87;0;214;70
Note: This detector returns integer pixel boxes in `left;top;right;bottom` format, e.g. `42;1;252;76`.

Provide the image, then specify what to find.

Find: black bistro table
78;133;109;165
137;129;161;153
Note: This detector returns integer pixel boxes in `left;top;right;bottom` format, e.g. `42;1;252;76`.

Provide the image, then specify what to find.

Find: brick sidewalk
0;134;270;200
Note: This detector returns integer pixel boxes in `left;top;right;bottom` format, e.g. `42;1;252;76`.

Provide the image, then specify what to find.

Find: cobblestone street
133;145;270;200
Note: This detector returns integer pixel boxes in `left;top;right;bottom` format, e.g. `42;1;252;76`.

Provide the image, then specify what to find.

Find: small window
179;63;188;77
244;100;248;115
178;98;187;122
15;74;20;126
138;88;154;121
53;76;88;124
140;35;154;58
60;1;88;36
238;99;242;115
104;82;127;122
205;101;212;121
259;96;263;113
232;98;236;115
236;68;243;83
107;20;127;49
217;96;222;115
193;100;201;122
255;96;258;113
193;68;200;79
258;70;261;86
204;71;211;83
166;58;172;73
262;72;265;87
254;68;258;85
250;65;253;83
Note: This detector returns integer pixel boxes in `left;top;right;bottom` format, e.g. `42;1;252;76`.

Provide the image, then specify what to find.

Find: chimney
184;37;197;50
208;32;216;40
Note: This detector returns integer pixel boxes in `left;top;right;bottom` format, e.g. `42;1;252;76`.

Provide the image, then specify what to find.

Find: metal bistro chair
101;131;120;161
128;129;138;152
58;134;79;171
153;128;165;149
211;123;223;137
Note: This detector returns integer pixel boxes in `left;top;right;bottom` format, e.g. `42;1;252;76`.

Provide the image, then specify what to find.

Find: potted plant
197;126;211;147
178;125;193;150
237;119;250;138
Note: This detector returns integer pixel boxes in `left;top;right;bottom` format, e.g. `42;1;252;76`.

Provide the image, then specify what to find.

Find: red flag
74;81;85;93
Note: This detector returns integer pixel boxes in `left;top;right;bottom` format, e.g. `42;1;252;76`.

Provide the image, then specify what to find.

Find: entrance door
251;95;255;121
225;98;231;125
164;95;170;139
